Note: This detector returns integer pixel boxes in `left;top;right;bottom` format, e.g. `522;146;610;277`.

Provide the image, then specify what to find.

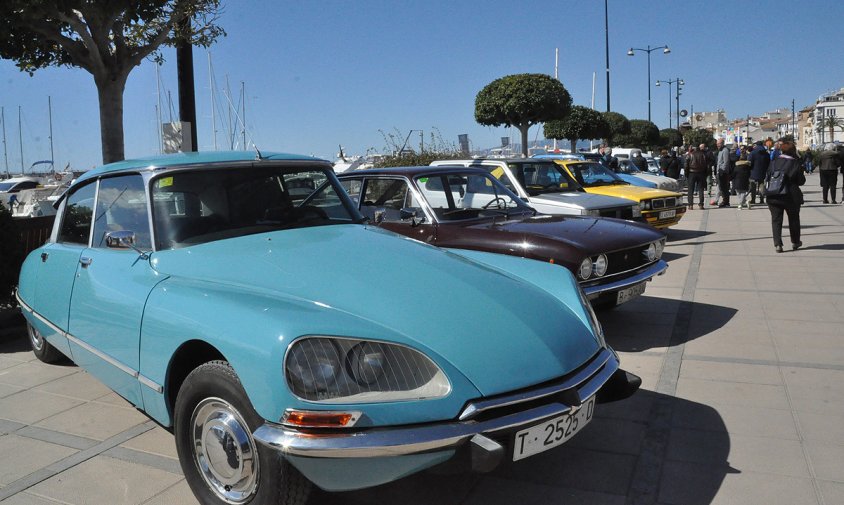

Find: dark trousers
718;172;731;205
687;172;706;206
750;179;765;204
819;170;838;202
768;200;801;247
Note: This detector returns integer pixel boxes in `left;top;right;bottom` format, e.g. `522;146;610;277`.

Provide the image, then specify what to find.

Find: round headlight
347;342;386;386
579;257;593;279
644;243;657;262
594;254;608;276
286;339;341;395
639;201;647;210
654;239;664;259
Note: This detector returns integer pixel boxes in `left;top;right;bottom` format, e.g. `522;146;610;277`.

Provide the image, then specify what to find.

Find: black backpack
765;162;788;196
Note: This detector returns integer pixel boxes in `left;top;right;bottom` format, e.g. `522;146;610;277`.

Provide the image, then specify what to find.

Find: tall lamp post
627;45;670;122
655;77;683;129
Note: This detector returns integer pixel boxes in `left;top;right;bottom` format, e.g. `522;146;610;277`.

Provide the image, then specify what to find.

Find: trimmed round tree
475;74;572;157
614;119;661;150
601;111;630;147
544;106;609;154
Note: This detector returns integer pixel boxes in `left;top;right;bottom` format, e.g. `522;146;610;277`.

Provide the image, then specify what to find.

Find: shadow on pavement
311;390;735;505
666;229;713;242
660;251;687;263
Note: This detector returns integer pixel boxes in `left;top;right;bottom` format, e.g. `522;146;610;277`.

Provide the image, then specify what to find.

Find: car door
29;181;98;358
67;174;161;407
348;177;436;243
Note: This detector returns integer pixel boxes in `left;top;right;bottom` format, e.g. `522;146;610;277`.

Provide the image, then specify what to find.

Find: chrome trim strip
458;348;612;421
253;351;619;459
64;332;139;378
138;374;164;394
582;259;668;298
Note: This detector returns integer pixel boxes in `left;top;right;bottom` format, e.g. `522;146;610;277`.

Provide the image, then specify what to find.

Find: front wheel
174;360;312;505
28;323;65;363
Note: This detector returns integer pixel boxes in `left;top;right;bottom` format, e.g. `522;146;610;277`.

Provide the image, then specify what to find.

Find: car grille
649;197;678;209
598;206;635;219
604;244;652;276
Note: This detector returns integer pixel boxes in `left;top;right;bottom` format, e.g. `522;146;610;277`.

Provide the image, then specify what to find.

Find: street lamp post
627;45;670;122
655;77;683;129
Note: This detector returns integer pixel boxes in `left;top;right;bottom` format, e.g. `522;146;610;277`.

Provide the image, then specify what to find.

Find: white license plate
512;396;595;461
616;282;646;305
659;209;676;219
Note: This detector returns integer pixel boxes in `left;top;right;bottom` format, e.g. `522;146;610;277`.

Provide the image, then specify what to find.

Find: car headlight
654;239;665;259
593;254;608;277
578;257;593;280
640;200;651;211
631;205;642;218
285;337;451;403
643;243;657;262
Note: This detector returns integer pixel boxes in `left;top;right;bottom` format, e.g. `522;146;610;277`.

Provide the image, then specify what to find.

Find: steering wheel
482;197;507;210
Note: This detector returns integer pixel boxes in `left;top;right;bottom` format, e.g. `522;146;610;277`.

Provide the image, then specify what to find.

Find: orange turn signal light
283;410;360;428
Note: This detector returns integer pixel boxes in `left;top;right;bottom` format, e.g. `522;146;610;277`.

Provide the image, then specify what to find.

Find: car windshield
0;182;18;192
617;160;643;174
502;161;585;196
151;165;359;249
565;162;630;187
414;171;532;221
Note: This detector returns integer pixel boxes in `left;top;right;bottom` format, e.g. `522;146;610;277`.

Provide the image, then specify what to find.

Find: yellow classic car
555;160;686;229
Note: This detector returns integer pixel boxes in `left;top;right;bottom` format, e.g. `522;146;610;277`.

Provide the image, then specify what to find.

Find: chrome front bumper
581;259;668;299
253;348;620;460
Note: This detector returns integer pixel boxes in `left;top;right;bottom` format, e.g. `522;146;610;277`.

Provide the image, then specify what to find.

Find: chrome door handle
79;257;93;268
41;252;49;262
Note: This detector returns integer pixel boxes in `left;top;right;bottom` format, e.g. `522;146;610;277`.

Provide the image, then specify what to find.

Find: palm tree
816;116;844;143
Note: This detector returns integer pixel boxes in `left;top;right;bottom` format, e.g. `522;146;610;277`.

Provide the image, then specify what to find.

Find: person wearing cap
749;140;770;205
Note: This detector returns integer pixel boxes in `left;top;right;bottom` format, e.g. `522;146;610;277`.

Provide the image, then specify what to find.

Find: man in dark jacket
632;152;648;171
686;146;708;209
749;141;770;205
818;143;842;204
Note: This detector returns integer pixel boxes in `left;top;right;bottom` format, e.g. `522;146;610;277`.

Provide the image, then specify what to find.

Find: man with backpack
749;140;770;205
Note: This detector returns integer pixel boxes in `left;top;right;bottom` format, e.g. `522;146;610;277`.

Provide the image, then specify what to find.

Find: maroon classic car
338;166;668;308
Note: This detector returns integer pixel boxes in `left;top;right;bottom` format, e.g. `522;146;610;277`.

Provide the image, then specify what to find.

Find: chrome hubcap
28;324;44;351
191;398;259;504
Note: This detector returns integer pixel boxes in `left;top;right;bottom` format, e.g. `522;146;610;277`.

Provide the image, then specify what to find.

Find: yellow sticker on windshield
158;177;173;188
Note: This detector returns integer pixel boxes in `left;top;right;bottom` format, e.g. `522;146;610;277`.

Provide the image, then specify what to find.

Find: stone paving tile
0;383;24;399
675;377;791;410
0;492;66;504
781;366;844;415
119;426;178;460
683;339;779;363
0;390;84;425
818;480;844;504
0;434;77;486
795;411;844;443
26;455;181;505
32;370;112;402
672;402;799;440
0;363;78;389
34;402;148;442
804;442;844;483
659;463;819;505
464;476;626;505
140;480;199;505
679;359;783;385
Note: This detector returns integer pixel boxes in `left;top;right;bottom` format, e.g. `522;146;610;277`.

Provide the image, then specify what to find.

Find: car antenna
254;145;264;160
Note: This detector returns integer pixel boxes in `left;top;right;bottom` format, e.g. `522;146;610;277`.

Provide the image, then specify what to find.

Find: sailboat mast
209;53;217;151
18;106;24;173
48;96;55;172
1;107;9;177
156;64;163;153
241;81;246;150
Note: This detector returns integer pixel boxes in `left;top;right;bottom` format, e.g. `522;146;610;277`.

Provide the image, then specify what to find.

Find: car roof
338;166;490;177
75;151;328;184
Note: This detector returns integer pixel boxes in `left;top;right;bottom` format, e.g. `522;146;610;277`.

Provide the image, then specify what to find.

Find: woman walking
765;138;806;253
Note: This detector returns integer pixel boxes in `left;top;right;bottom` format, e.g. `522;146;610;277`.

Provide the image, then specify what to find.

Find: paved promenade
1;173;843;505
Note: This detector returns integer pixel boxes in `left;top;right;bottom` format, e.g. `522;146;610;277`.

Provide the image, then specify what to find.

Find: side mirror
105;230;136;249
400;208;426;227
373;208;386;225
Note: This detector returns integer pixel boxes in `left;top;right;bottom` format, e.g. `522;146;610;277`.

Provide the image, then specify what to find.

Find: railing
15;215;55;258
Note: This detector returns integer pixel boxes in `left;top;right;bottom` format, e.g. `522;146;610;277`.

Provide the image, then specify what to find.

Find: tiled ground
1;173;843;504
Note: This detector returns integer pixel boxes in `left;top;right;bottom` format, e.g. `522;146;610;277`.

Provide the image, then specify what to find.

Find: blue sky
2;0;844;172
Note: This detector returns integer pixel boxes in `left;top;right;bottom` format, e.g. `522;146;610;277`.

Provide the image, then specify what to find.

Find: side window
92;175;151;249
340;179;362;206
58;183;96;245
361;178;412;222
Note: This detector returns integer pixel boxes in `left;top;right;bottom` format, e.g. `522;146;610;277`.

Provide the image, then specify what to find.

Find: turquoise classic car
16;151;639;505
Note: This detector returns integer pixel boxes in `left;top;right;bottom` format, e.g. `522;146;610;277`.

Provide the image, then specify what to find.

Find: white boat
0;172;71;218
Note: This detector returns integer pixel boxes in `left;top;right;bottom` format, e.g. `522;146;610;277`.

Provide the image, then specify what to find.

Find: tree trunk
94;71;129;164
570;138;577;154
518;124;530;157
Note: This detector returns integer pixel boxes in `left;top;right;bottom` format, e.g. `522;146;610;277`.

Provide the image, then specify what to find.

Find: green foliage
373;152;464;168
614;120;660;150
601;111;630;146
684;128;716;149
475;74;572;156
659;128;683;148
0;204;22;306
543;106;609;153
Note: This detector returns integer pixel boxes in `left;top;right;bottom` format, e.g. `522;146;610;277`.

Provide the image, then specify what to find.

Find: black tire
28;322;65;363
174;360;312;505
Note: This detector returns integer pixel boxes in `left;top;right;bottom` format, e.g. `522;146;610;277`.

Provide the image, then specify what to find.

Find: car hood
586;184;681;201
617;174;656;188
149;225;601;396
528;191;633;210
464;214;660;253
